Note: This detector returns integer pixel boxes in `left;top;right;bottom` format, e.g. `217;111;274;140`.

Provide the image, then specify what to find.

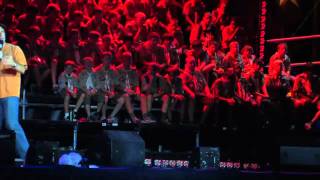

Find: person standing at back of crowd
262;60;293;130
0;24;29;161
269;43;291;78
189;40;209;71
240;45;255;74
222;41;243;73
136;32;167;72
221;18;240;52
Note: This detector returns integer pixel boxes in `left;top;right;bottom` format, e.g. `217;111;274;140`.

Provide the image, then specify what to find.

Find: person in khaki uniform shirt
0;24;29;161
140;63;170;124
181;56;212;124
115;52;140;123
94;52;120;121
57;60;79;121
74;56;99;121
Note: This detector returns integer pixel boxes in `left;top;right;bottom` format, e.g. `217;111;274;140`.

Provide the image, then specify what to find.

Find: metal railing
20;90;162;120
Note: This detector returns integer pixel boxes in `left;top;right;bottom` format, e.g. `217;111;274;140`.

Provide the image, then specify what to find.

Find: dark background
266;0;320;65
219;0;320;67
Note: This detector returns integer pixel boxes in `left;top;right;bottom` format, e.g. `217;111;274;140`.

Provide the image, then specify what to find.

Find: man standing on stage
0;24;29;160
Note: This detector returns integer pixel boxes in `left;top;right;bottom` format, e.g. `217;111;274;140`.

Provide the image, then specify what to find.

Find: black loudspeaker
92;130;145;167
193;147;220;169
280;146;320;171
26;141;60;165
280;146;320;166
0;130;15;165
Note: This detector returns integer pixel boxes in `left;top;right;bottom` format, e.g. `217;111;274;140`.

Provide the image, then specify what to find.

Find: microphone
0;39;3;48
0;39;3;49
0;39;3;60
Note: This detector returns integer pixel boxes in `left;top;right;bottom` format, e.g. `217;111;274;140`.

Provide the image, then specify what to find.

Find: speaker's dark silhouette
26;141;60;165
0;130;15;165
91;130;145;167
280;146;320;166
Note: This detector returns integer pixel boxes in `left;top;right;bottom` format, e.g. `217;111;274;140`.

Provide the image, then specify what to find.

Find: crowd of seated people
0;0;319;130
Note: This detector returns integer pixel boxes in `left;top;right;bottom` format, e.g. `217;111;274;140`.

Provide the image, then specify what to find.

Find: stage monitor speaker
93;130;145;167
280;146;320;168
26;141;60;165
0;130;15;165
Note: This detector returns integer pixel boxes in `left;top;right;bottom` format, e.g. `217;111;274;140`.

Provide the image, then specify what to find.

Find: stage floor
1;165;320;180
19;120;320;171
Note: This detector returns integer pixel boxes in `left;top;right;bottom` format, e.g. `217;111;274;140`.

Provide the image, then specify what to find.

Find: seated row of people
57;41;320;130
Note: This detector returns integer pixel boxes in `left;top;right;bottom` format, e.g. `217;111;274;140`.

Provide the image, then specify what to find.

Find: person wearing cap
261;60;293;130
183;0;206;27
125;12;148;43
39;3;64;40
102;34;116;56
181;56;211;124
94;52;120;122
25;25;48;91
210;67;239;130
81;30;103;66
116;52;140;123
124;0;150;20
116;34;136;65
66;10;86;34
165;65;185;124
242;60;265;106
202;42;224;86
291;66;313;108
0;4;17;30
268;43;291;78
84;7;109;35
135;32;167;71
221;18;240;51
16;4;39;34
0;24;29;161
98;0;123;13
241;45;256;75
64;29;85;67
221;41;243;75
262;60;291;100
75;56;99;120
140;62;170;124
108;12;125;46
58;60;79;120
43;28;66;92
190;39;209;71
27;26;45;55
161;33;180;67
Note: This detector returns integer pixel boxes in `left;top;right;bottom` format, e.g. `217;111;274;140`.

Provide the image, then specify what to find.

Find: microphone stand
71;111;78;151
